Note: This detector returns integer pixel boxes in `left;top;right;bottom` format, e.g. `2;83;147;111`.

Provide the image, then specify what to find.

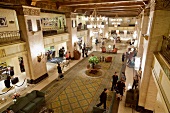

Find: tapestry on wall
0;17;7;27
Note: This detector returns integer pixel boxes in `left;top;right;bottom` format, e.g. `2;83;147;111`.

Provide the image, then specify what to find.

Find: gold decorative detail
155;0;170;10
0;49;6;58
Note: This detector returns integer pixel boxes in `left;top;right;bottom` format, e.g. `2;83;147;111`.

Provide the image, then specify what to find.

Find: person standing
122;53;125;63
69;51;71;60
132;75;138;89
82;47;85;57
65;52;69;60
116;79;125;100
121;72;126;82
96;88;108;109
111;72;118;91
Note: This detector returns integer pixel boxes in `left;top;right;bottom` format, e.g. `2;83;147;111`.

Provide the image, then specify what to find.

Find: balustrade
0;30;21;44
160;35;170;80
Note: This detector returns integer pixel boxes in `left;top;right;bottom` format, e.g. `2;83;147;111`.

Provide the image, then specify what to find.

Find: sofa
3;90;45;113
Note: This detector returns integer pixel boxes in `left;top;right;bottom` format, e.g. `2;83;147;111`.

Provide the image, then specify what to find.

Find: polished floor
0;39;137;113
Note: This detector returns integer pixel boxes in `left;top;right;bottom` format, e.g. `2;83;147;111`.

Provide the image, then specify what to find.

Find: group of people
111;72;126;100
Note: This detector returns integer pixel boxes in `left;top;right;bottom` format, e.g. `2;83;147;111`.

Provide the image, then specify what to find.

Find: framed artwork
0;17;7;27
27;19;32;31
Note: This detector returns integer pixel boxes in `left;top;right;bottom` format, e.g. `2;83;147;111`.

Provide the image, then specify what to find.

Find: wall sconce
37;52;44;62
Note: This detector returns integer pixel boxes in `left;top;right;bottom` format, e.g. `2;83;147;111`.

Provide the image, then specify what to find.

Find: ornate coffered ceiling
0;0;150;17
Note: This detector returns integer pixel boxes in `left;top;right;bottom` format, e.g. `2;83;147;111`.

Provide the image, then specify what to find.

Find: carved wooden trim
155;0;170;10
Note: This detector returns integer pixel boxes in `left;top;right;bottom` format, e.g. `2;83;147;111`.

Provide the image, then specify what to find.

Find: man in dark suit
111;72;118;91
96;88;108;109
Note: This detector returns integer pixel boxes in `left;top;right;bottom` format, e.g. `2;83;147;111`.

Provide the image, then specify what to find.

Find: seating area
101;47;118;54
3;90;45;113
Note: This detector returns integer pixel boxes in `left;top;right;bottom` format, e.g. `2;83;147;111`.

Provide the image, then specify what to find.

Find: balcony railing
160;36;170;65
159;35;170;80
0;30;21;44
43;27;68;37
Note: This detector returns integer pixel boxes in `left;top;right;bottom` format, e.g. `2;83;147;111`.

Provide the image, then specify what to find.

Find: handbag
11;77;19;84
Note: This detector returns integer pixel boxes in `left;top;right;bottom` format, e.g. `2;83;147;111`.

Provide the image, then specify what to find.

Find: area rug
41;51;123;113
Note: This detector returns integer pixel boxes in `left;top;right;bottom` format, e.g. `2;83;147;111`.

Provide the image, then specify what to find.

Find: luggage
11;77;19;84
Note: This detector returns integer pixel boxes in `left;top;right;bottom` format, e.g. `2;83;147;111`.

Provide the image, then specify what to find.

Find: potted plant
88;55;99;69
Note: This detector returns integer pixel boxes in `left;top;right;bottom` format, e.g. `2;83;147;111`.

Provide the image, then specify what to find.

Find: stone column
66;13;77;57
138;1;170;111
137;9;150;58
15;6;48;84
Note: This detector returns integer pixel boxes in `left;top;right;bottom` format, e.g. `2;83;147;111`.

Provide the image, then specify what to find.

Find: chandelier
84;7;107;32
111;14;122;27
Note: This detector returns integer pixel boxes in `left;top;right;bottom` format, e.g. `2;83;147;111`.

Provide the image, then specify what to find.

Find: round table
87;64;101;74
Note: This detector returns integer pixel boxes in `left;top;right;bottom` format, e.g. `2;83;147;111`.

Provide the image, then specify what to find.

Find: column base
27;73;48;84
136;106;153;113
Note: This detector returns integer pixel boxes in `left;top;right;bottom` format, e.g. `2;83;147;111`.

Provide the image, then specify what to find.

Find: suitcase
11;77;19;84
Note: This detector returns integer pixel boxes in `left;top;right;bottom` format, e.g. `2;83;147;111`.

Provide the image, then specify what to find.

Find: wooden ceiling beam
72;2;145;9
56;0;146;6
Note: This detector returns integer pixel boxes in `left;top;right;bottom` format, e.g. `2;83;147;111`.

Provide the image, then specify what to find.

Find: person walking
57;63;64;80
111;72;118;91
96;88;108;109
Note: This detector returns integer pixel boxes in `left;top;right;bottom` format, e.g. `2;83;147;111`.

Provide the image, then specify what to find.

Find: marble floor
0;40;137;113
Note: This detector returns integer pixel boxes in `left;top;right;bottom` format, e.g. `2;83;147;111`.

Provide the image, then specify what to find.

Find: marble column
66;13;77;58
137;9;150;58
15;6;48;84
138;2;170;110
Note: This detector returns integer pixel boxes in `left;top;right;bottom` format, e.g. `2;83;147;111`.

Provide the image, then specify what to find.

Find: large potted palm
88;55;99;69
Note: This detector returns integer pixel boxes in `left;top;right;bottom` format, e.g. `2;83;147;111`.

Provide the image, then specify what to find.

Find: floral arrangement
88;55;99;65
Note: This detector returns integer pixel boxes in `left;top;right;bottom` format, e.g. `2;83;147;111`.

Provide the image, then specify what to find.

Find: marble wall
0;8;19;32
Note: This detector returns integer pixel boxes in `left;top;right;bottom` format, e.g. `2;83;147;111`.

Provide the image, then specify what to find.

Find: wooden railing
0;30;21;44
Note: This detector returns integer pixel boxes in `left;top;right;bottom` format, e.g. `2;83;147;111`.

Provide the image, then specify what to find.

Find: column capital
65;12;77;18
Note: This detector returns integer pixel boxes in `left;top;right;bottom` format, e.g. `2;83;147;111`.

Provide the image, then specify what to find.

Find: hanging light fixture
84;6;107;33
111;14;122;27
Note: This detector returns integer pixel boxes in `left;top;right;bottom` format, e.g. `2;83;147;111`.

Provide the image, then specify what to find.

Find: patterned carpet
41;51;123;113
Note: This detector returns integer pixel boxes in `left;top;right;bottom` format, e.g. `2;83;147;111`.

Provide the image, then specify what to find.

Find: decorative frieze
15;6;40;16
23;7;40;16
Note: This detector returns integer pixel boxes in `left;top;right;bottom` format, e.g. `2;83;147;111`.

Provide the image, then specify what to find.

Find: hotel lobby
0;0;170;113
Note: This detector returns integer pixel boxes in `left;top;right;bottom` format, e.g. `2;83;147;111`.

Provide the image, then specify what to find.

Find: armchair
105;57;112;62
